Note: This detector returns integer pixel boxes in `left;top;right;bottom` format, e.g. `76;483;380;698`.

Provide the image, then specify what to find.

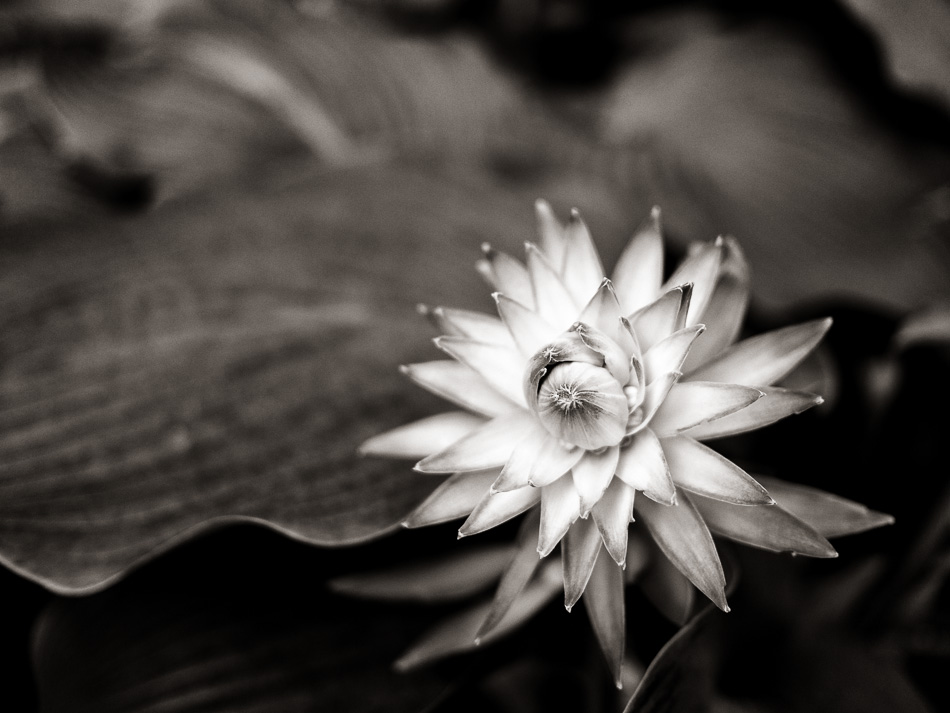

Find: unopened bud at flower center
535;361;627;450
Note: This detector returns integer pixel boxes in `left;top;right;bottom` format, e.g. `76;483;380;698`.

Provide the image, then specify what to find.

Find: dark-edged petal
629;284;692;353
494;293;560;357
642;325;705;382
436;336;527;407
612;206;664;314
579;280;626;336
525;242;578;328
592;477;636;566
756;476;894;538
682;386;823;440
458;485;542;538
538;473;582;557
636;493;729;611
650;381;763;436
661;239;723;327
629;372;679;435
571;320;632;385
477;244;535;310
475;509;542;640
562;516;604;610
404;470;499;528
615;428;676;505
687;318;833;386
561;209;606;305
329;543;513;602
691;491;838;558
662;435;773;505
572;446;621;515
523;435;586;488
415;411;536;473
359;411;486;459
401;361;521;417
535;199;567;270
583;544;626;689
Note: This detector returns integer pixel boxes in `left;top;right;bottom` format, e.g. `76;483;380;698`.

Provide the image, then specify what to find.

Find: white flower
356;201;892;685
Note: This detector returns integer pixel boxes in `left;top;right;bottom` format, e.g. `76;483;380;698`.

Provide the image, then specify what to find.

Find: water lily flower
355;201;893;686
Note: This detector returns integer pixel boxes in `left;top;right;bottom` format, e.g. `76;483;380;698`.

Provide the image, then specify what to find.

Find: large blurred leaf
31;527;452;713
0;164;631;594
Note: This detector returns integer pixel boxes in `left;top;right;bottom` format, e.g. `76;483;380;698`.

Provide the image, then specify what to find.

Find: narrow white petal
394;560;561;671
683;387;823;440
680;236;749;370
492;420;549;492
359;411;486;459
662;435;773;505
436;336;527;407
493;293;560;358
404;470;499;528
478;244;535;309
636;493;729;611
686;318;833;386
629;284;692;353
583;544;626;688
401;361;521;417
662;239;723;327
571;321;632;385
535;199;567;270
615;428;675;505
612;206;664;314
631;371;679;435
756;476;894;538
459;485;542;537
578;280;625;336
476;509;542;639
691;491;838;558
329;543;513;602
562;516;604;610
538;473;582;556
415;411;535;473
419;304;512;344
561;209;606;306
643;325;705;382
525;435;586;487
592;477;636;565
572;446;621;515
649;381;764;437
526;242;578;328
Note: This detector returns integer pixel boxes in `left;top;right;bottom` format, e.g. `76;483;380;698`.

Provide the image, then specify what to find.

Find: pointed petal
401;361;520;417
395;561;561;671
687;318;833;386
643;325;705;382
691;492;838;558
404;470;499;528
649;382;764;437
436;336;527;407
662;239;723;327
526;242;578;327
579;280;625;336
535;199;567;270
612;206;664;314
629;284;692;353
525;435;586;488
493;420;548;492
561;209;606;305
562;517;604;610
584;544;626;688
681;236;749;371
756;476;894;538
638;539;695;625
662;435;773;505
631;371;679;435
476;509;542;639
494;293;560;358
329;543;513;602
636;493;729;611
359;411;486;459
419;304;512;344
572;446;621;515
478;245;534;309
615;428;675;505
592;477;636;565
416;411;535;473
683;387;823;440
571;320;632;385
459;486;542;537
538;473;582;557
